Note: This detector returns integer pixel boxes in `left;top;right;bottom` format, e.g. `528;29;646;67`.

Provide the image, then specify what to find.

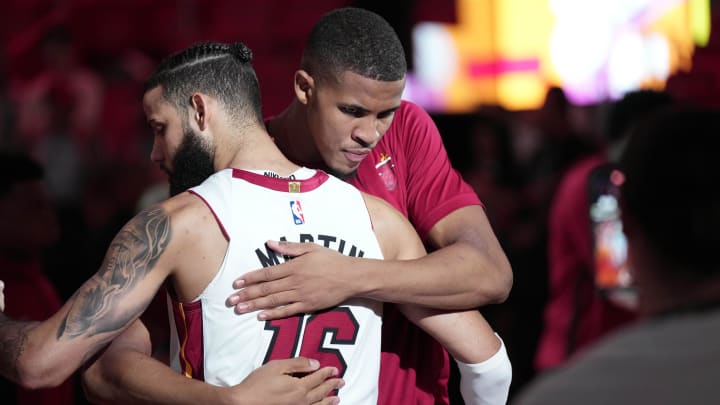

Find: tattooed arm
0;203;180;389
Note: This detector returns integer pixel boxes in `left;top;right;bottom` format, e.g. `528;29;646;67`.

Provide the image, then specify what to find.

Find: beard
168;128;216;197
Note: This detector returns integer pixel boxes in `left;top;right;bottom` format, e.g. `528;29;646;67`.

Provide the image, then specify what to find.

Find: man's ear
294;70;315;105
190;93;208;131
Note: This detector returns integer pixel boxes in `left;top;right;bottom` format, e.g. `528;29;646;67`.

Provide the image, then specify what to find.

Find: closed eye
149;123;165;138
378;110;396;120
339;105;369;118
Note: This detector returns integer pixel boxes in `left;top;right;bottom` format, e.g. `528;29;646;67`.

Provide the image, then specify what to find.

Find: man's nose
150;139;164;163
351;120;380;148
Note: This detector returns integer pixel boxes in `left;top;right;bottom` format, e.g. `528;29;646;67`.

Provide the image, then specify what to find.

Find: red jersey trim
172;299;205;381
188;190;230;242
232;168;329;192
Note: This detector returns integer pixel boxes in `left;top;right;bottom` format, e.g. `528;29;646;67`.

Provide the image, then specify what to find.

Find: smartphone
587;163;634;294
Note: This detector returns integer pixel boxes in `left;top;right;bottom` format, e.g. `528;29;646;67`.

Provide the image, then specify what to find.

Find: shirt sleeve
399;102;481;241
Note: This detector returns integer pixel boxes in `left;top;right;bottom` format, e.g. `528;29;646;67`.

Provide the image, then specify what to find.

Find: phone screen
588;163;634;293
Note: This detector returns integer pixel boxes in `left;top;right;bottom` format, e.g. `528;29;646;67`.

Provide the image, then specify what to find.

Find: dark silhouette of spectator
478;87;599;398
0;151;75;404
516;105;720;405
534;90;674;372
464;110;522;240
0;58;15;149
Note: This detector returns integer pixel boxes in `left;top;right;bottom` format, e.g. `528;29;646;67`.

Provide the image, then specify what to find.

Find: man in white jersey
169;167;386;403
0;42;507;404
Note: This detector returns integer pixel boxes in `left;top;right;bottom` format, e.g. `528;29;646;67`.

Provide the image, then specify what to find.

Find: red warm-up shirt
349;101;481;405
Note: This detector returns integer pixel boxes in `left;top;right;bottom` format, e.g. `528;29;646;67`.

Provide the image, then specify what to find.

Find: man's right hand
227;357;343;405
83;319;344;405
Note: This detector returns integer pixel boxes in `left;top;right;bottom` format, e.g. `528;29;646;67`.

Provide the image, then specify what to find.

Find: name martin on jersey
255;234;366;268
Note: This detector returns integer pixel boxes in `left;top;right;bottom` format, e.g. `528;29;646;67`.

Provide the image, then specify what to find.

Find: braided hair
145;41;263;127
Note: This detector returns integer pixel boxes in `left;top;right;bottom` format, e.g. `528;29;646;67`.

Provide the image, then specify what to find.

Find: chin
330;168;357;181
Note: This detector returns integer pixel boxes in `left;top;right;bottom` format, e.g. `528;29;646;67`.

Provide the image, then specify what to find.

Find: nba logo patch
290;200;305;225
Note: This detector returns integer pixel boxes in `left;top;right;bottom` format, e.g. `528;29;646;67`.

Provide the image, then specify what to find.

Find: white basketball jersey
167;167;383;405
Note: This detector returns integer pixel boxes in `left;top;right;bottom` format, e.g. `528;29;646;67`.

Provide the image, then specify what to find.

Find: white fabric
169;168;384;405
457;333;512;405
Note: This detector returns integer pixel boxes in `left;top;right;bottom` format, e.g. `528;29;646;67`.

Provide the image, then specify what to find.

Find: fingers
273;357;321;374
267;239;317;256
229;276;294;305
314;396;341;405
232;291;299;315
232;239;316;289
256;303;306;320
302;367;343;404
233;266;283;290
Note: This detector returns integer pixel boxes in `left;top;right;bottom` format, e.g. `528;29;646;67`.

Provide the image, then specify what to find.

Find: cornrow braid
145;41;263;127
154;42;253;74
229;42;253;63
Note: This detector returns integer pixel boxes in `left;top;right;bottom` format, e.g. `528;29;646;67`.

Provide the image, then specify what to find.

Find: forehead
143;86;181;122
321;71;405;110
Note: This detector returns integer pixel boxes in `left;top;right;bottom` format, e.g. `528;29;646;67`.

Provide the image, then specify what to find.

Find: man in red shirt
535;90;673;371
83;8;512;405
241;10;512;402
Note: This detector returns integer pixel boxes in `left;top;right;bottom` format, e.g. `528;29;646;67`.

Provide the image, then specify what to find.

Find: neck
269;101;322;166
216;126;301;177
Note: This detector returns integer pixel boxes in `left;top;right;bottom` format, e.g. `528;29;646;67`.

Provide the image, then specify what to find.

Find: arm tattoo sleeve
57;206;171;341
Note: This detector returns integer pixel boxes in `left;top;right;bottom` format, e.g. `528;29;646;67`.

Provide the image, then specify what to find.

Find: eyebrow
341;103;401;116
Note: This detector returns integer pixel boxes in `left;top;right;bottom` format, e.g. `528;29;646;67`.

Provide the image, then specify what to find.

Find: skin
271;70;403;179
0;87;344;405
79;79;505;403
82;320;343;405
0;84;502;404
79;66;512;405
229;69;513;318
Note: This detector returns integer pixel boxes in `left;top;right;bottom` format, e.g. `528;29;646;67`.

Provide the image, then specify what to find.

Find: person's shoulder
395;100;430;120
148;191;211;231
515;330;636;405
361;192;397;216
382;100;435;146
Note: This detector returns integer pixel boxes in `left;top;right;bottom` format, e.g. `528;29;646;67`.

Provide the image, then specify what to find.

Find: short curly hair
301;7;407;84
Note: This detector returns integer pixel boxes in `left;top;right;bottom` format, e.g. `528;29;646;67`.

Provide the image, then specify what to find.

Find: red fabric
350;101;481;240
535;153;637;370
349;101;482;405
0;258;75;405
171;299;205;381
